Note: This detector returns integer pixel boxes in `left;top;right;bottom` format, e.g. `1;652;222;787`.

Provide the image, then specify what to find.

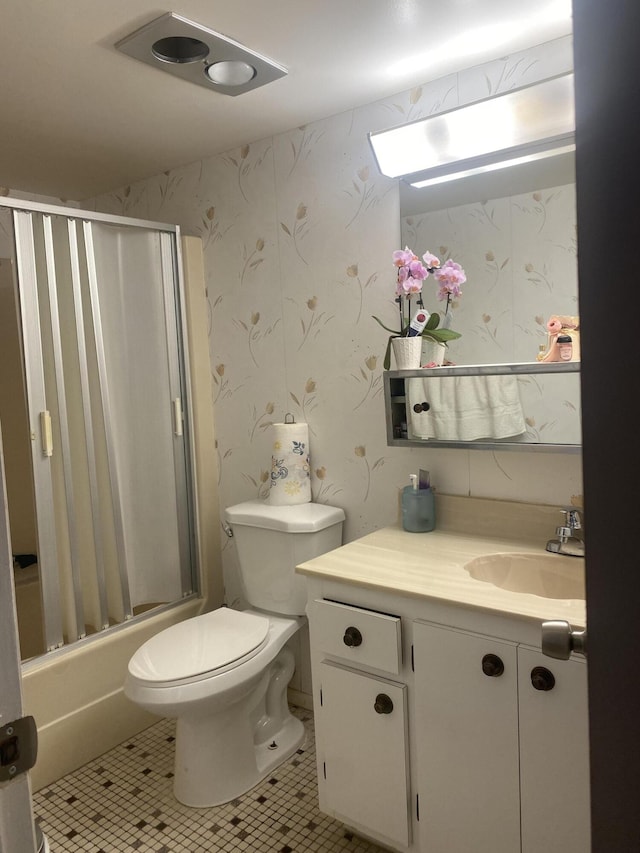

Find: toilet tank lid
225;500;345;532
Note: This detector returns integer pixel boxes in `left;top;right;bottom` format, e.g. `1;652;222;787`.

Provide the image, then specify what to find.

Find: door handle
541;620;587;660
40;410;53;456
173;397;183;436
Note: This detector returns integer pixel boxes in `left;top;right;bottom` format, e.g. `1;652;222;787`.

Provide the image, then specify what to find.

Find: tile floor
33;707;388;852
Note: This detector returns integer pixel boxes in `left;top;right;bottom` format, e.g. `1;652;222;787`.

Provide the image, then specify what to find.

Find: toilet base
174;704;305;807
172;644;305;807
254;712;305;781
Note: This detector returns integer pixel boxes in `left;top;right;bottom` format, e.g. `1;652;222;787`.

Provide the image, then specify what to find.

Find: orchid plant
373;247;467;369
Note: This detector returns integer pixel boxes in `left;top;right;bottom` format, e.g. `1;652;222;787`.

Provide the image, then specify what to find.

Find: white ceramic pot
391;336;422;370
421;338;446;366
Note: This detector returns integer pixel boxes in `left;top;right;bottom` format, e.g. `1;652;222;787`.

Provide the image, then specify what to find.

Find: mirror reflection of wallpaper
401;183;578;367
517;373;581;446
82;36;582;607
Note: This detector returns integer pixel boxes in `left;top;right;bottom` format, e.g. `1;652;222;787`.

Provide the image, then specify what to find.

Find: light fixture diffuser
369;73;575;187
116;12;287;97
205;61;256;87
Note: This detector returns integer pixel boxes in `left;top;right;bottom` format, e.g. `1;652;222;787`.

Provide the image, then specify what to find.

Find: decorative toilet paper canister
269;417;311;505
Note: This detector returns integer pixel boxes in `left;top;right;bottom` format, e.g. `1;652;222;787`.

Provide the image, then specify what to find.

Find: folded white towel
408;374;526;441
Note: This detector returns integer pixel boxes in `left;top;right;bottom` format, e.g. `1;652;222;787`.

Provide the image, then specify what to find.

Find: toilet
124;499;345;807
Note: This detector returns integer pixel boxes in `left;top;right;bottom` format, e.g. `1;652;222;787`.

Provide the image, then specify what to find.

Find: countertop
296;525;586;628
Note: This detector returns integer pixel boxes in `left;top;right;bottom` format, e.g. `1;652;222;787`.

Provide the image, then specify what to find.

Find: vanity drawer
309;599;402;674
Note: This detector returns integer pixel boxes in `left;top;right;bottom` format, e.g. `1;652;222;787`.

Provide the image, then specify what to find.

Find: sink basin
464;552;585;600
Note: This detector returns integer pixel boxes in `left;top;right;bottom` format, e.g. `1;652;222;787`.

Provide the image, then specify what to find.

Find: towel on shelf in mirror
407;374;526;441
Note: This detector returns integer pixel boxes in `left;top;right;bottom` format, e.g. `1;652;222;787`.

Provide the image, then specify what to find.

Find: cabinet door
318;661;410;848
413;622;521;853
518;647;590;853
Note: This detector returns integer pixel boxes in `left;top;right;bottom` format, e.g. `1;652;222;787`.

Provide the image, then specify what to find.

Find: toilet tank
224;501;345;616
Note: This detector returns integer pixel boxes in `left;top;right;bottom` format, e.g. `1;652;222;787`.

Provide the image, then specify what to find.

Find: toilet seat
128;608;270;688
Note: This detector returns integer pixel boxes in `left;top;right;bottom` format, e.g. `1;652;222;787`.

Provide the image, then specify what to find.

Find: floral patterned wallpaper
83;35;583;604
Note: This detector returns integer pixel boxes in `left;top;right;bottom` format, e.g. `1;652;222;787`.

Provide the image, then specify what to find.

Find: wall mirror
400;153;578;367
391;94;580;450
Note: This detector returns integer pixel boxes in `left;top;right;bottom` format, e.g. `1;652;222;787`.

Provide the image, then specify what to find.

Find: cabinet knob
374;693;394;714
413;401;430;413
481;653;505;677
343;626;363;647
531;666;556;691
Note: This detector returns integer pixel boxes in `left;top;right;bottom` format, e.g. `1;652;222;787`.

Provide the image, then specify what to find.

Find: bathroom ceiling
0;0;572;201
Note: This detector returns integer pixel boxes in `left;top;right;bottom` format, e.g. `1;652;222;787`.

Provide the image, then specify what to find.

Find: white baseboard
31;688;158;792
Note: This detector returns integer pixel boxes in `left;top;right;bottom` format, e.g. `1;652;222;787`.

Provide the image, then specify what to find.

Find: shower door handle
40;410;53;457
173;397;183;436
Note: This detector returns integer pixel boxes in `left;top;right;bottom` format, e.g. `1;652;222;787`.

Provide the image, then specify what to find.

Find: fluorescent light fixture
369;73;575;188
411;142;577;188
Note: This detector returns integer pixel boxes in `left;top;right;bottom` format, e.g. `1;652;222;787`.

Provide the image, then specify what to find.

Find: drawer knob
343;626;363;647
531;666;556;691
482;653;505;677
374;693;394;714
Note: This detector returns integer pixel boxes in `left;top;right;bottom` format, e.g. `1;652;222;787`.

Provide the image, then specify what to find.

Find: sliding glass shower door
6;203;196;656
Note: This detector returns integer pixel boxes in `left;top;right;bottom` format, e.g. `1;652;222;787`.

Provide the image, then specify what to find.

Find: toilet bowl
126;608;304;806
125;500;345;807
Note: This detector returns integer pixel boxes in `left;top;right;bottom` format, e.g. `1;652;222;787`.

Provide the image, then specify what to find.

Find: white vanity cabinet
308;598;412;850
304;576;589;853
413;621;590;853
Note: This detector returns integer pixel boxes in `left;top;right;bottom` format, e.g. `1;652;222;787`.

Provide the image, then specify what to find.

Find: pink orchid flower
395;247;429;296
393;247;417;267
434;259;466;300
378;248;467;362
422;251;441;270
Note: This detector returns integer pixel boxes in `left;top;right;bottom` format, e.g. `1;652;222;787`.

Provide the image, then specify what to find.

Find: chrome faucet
546;508;584;557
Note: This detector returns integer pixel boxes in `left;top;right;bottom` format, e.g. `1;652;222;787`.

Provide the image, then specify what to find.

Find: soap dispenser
401;473;435;533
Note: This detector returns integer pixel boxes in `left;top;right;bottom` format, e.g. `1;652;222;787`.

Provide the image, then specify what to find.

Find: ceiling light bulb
205;61;256;87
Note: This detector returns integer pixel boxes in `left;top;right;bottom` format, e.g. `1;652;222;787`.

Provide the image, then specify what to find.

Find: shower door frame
1;196;200;659
0;423;38;853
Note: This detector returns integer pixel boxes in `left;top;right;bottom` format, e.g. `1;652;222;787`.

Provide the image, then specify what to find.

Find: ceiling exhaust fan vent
115;12;287;97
